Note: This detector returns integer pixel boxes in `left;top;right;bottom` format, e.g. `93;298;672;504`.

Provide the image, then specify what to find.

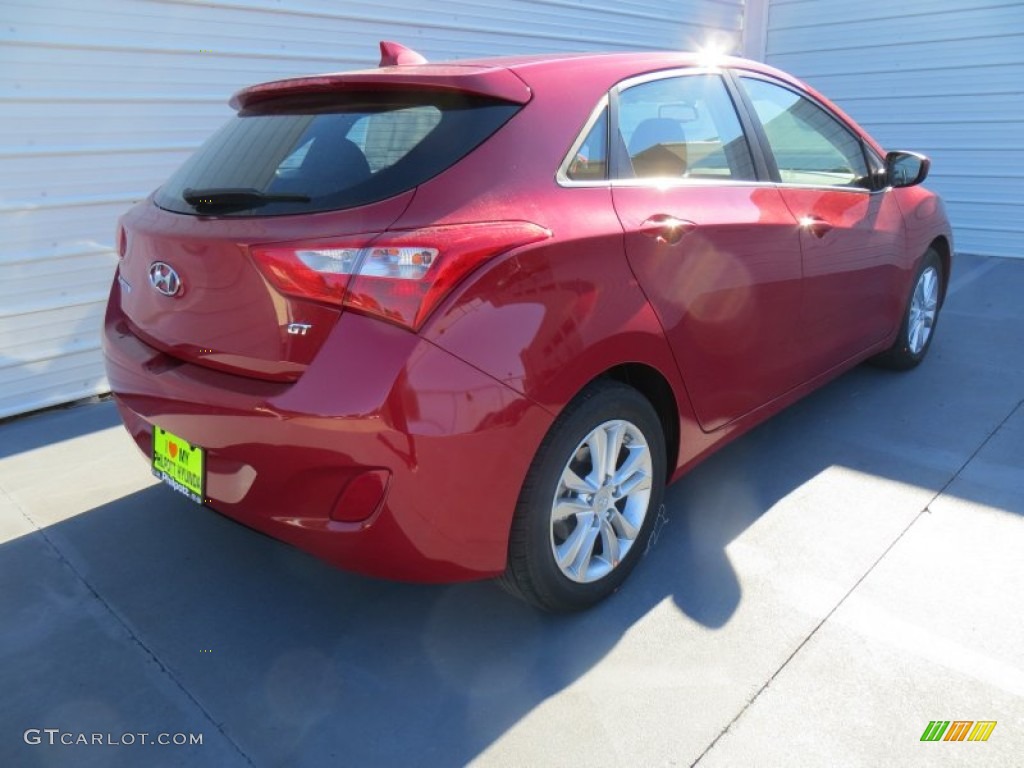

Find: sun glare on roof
695;32;734;68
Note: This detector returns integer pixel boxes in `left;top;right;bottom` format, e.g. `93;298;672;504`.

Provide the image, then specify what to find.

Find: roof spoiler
230;43;532;110
379;41;428;67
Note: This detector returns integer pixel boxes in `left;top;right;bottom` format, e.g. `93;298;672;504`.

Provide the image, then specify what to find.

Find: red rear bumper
103;285;553;582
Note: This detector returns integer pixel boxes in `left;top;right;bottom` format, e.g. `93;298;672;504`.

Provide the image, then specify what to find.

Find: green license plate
152;425;205;505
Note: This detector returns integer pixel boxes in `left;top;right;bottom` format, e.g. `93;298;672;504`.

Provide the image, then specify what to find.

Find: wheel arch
601;363;680;482
928;235;952;305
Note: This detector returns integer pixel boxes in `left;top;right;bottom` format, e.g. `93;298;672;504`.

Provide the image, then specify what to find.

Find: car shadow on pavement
3;475;761;767
0;396;121;461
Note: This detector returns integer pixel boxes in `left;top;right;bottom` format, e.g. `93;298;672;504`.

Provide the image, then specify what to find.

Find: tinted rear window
155;91;520;216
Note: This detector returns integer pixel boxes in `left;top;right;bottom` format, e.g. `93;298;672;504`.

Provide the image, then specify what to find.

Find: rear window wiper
182;187;311;211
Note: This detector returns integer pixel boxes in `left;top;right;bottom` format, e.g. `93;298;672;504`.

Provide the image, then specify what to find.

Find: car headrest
628;118;687;178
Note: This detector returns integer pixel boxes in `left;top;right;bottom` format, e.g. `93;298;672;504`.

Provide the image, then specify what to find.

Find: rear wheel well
929;236;952;304
603;364;679;478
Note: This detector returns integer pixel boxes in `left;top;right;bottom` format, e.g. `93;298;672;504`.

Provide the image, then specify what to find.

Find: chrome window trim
556;66;733;189
609;178;872;194
769;181;873;195
608;177;771;190
613;66;727;94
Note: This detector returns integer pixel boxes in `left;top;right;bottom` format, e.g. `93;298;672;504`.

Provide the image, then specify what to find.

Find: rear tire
499;380;666;612
872;248;943;370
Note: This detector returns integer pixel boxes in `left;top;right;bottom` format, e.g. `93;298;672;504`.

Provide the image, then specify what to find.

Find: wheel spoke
562;467;595;494
556;512;595;570
612;445;645;487
552;497;590;525
607;507;639;540
599;519;621;567
617;469;651;498
567;520;601;579
923;270;937;299
585;428;609;488
922;272;938;312
604;422;627;481
576;524;601;579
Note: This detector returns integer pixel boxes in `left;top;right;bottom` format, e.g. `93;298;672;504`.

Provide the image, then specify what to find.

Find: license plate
152;425;205;505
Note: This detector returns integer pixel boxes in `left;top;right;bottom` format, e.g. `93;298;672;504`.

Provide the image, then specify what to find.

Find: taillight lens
250;222;550;331
116;224;127;259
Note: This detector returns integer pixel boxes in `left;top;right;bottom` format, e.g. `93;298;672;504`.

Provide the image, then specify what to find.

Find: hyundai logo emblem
148;262;182;297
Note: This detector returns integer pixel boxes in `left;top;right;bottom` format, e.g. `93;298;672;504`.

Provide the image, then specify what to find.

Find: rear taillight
117;225;127;259
250;222;550;331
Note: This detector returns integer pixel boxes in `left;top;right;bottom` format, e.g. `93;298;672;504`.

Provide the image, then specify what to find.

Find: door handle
800;216;834;239
640;215;697;245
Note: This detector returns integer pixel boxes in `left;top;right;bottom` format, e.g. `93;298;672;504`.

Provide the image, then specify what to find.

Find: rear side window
155;92;519;216
566;106;609;181
617;74;756;181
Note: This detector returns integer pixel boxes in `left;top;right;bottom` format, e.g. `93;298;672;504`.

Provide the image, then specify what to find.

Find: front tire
872;248;943;370
500;380;666;612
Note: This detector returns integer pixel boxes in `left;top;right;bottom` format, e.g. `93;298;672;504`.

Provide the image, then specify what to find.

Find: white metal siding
763;0;1024;259
0;0;743;419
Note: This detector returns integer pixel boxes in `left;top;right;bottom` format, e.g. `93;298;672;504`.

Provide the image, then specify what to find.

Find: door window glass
740;77;869;188
617;75;756;181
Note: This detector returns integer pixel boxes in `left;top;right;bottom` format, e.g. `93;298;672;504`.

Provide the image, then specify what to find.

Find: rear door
736;75;906;370
610;71;805;431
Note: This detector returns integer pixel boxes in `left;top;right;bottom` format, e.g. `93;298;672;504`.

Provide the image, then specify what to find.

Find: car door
736;75;907;371
610;72;805;432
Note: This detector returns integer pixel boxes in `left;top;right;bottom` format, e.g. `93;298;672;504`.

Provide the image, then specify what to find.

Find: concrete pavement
1;253;1022;767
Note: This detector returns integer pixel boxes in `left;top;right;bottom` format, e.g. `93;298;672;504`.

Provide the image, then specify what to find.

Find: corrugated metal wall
763;0;1024;259
0;0;744;419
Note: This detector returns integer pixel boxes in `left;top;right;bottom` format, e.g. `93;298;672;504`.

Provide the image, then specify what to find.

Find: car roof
229;48;880;154
456;50;735;73
488;51;804;93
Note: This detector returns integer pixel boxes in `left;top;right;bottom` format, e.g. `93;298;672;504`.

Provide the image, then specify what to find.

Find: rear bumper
103;290;553;582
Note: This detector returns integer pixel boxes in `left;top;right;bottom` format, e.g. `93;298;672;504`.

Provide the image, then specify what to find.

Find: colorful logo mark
921;721;997;742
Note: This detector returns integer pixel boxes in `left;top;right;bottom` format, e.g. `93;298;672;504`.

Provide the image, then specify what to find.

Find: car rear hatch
116;66;530;381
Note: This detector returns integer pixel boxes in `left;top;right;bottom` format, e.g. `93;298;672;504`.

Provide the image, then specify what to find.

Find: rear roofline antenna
379;41;428;67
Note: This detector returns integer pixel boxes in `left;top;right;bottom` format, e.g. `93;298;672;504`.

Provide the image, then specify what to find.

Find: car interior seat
298;136;372;196
628;118;688;178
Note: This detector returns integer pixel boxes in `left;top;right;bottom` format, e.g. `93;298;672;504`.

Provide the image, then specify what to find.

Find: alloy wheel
550;419;654;583
908;265;939;355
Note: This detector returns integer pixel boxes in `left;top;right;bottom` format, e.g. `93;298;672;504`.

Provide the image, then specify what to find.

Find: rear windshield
154;91;520;216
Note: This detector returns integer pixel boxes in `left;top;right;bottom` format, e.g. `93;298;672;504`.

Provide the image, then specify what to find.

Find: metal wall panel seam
143;0;703;47
0;194;150;213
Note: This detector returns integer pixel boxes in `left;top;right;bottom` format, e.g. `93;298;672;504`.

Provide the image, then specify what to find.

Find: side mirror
886;151;930;188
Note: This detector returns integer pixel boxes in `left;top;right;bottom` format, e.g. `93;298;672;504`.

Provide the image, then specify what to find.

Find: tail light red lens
250;221;550;331
117;225;127;259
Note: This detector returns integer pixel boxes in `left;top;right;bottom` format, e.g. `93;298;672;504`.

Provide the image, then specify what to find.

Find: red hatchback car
104;43;952;611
